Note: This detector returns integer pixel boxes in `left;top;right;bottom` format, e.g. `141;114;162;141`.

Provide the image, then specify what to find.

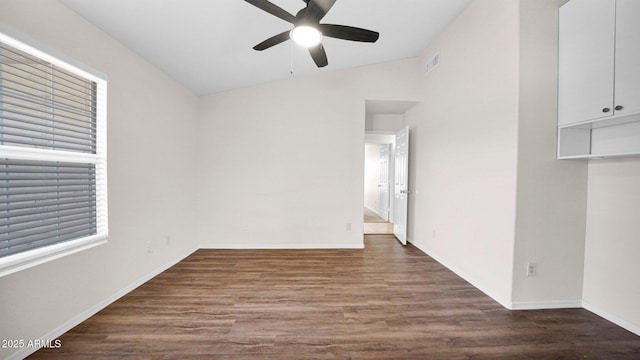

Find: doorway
363;100;418;244
364;140;394;235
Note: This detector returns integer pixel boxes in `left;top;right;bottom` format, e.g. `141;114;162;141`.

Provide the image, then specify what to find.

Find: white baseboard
582;300;640;336
408;240;513;310
408;240;588;312
411;242;582;310
408;241;640;338
7;246;198;360
364;205;389;221
199;243;365;250
511;300;582;310
364;205;378;214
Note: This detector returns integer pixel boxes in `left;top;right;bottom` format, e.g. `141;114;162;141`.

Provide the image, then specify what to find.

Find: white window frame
0;28;108;277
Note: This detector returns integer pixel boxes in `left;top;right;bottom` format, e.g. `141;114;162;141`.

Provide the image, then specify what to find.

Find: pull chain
290;40;294;75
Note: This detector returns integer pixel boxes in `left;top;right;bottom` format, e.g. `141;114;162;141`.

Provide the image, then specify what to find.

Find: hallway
363;207;393;234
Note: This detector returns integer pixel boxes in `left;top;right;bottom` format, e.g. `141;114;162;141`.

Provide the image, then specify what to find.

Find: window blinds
0;160;97;257
0;43;97;153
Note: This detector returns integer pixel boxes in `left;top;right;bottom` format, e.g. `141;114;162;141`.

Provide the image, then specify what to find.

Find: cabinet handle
602;108;611;113
615;105;624;111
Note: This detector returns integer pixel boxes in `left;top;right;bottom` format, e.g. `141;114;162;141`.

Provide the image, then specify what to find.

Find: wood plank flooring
363;222;394;235
364;208;393;234
363;208;387;223
31;235;640;359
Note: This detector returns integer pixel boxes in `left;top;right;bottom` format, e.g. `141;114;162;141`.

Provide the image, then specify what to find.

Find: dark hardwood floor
31;235;640;359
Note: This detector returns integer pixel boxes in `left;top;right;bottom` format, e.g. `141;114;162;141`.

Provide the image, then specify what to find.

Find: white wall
365;113;404;132
197;59;421;249
511;0;588;308
403;0;520;306
583;158;640;334
402;0;591;311
364;144;383;212
0;1;199;358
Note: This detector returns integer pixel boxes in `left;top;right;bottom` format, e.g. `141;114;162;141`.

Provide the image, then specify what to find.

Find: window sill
0;235;107;278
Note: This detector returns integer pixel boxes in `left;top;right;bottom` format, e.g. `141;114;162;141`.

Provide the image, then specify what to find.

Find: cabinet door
613;0;640;117
558;0;616;126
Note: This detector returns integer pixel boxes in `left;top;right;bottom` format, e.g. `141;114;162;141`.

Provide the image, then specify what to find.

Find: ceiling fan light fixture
290;25;323;48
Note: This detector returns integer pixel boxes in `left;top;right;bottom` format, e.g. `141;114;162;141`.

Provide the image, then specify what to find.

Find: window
0;31;107;277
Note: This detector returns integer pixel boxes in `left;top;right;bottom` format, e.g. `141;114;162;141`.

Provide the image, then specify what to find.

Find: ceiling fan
244;0;380;68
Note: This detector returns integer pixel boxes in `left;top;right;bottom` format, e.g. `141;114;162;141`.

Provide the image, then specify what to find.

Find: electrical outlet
527;262;537;277
166;236;171;246
346;223;352;231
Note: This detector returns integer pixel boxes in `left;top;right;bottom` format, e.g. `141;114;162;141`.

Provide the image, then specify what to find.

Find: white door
378;145;390;221
393;127;409;245
613;0;640;117
558;0;615;125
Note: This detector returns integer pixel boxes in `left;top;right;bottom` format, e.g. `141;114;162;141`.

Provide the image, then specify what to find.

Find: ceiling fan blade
308;43;328;68
305;0;337;22
253;31;291;51
244;0;296;24
319;24;379;43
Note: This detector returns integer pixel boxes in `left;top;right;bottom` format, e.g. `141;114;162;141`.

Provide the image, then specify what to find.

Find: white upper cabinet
613;0;640;117
558;0;640;126
558;0;616;126
557;0;640;159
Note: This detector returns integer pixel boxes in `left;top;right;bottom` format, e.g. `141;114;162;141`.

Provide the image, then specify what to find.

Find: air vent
425;52;440;74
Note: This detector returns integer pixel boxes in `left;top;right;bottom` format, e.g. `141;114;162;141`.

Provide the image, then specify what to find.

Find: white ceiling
57;0;471;95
